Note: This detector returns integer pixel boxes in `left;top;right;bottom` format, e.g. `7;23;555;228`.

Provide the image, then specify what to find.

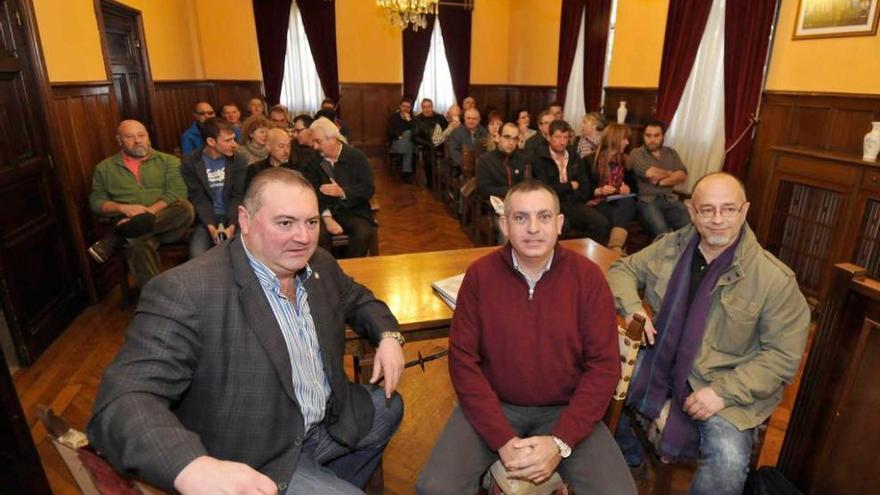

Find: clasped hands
498;436;562;485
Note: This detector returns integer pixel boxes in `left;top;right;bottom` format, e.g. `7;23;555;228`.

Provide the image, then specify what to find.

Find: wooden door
99;1;153;138
0;0;85;364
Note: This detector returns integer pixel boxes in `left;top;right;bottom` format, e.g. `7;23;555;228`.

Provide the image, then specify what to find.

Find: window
279;1;325;115
415;16;456;114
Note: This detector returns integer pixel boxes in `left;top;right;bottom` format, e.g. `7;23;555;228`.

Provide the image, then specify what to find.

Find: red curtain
654;0;713;124
556;0;586;106
722;0;775;178
438;4;472;103
583;0;612;112
403;19;436;99
297;0;340;103
253;0;293;105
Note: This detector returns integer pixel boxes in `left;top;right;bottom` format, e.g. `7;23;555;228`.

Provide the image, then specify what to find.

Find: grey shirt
627;145;687;202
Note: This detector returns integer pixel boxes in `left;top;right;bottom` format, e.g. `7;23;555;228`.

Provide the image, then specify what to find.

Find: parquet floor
12;158;798;495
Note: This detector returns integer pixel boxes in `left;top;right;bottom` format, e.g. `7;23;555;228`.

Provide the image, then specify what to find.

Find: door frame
93;0;157;143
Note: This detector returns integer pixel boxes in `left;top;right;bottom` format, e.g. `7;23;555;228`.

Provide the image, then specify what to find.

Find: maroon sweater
449;244;619;450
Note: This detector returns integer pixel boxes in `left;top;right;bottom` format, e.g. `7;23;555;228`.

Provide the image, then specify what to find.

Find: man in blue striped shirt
88;167;406;495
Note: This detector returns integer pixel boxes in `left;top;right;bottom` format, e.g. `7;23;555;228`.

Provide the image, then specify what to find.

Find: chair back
603;313;646;434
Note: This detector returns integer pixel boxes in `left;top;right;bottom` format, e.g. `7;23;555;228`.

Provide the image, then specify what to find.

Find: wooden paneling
468;84;557;123
338;82;402;156
602;86;658;148
151;80;263;153
747;91;880;225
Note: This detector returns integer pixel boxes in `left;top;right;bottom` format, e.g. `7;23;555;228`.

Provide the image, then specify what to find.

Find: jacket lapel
229;238;299;404
301;265;336;383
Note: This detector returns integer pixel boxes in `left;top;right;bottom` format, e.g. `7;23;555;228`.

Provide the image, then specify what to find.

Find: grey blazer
87;236;398;492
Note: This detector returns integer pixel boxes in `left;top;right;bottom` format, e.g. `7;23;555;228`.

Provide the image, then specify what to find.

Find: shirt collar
511;249;554;285
241;237;313;294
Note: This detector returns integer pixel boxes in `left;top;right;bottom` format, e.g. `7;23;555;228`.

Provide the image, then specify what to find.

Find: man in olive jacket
607;172;809;495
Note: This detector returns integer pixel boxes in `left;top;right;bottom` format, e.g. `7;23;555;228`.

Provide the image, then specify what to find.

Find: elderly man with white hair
308;117;376;258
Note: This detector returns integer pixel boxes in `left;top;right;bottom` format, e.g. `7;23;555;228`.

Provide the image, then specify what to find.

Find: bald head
117;120;151;158
691;172;747;205
266;127;291;165
464;108;480;130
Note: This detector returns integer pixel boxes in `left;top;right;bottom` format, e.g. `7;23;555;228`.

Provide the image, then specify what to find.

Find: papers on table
605;193;636;202
431;273;465;310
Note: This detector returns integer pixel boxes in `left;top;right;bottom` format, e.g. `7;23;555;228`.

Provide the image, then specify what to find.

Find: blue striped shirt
242;239;331;431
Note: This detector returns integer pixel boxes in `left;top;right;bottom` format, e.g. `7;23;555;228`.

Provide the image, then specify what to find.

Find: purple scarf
626;229;743;460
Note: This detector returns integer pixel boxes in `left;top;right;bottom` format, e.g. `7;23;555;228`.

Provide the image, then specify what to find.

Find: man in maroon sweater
417;180;635;494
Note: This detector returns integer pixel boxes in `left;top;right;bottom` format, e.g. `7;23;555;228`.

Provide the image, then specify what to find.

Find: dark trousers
417;405;636;495
561;202;611;244
123;200;194;287
318;214;375;258
595;197;637;229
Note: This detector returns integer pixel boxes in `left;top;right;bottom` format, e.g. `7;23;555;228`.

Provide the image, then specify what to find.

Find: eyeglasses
694;203;746;219
501;134;520;142
196;111;215;116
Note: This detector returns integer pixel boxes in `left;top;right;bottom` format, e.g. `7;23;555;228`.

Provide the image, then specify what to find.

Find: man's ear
206;137;217;148
237;205;250;235
557;213;564;235
499;214;510;238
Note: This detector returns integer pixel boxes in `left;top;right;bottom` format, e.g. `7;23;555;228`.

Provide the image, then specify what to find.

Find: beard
702;231;735;247
123;145;149;158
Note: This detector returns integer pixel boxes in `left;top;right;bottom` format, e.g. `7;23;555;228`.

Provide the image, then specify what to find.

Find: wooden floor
13;158;800;495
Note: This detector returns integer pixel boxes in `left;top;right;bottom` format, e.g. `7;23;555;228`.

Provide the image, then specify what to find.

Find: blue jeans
284;386;404;495
391;130;414;173
615;413;754;495
638;196;689;238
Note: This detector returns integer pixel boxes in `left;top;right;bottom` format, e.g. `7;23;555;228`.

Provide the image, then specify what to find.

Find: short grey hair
243;167;315;215
502;179;560;216
309;116;340;140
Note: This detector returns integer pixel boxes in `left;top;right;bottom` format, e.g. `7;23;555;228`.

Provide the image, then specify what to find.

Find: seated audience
513;108;537;149
247;96;267;118
238;114;271;165
476;123;530;199
523;110;553;159
181;118;246;258
483;111;503;152
462;96;476;112
628;120;689;238
88;120;194;288
418;180;636;495
319;98;352;142
432;104;462;147
387;96;416;182
549;102;564;122
448;108;488;169
181;101;215;156
533;120;609;244
292;114;319;167
244;128;298;191
583;123;637;254
88;167;405;494
413;98;449;148
609;172;810;495
220;103;243;141
315;108;350;144
309;117;376;258
268;104;291;130
576;112;603;158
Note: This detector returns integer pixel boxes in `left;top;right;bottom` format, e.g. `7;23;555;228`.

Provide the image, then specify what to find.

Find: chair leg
364;459;384;494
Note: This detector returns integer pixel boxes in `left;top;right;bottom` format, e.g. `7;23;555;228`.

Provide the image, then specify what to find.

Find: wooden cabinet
756;146;880;302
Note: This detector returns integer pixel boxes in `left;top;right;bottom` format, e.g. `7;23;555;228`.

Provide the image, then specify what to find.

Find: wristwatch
380;331;405;347
552;436;572;459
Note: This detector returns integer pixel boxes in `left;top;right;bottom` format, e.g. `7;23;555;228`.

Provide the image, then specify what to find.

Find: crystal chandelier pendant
377;0;439;31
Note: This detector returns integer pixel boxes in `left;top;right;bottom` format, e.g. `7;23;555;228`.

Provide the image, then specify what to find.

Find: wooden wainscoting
151;79;263;153
602;86;657;147
338;82;403;157
467;84;557;122
746;91;880;226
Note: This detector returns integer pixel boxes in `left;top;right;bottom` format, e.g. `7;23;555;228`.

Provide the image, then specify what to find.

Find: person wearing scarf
607;172;810;495
584;123;638;254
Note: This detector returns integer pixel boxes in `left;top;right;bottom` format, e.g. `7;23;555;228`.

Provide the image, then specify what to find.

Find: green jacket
89;151;187;214
607;224;810;430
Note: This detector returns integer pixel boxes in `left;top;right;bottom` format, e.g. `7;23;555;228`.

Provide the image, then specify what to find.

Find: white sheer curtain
664;0;726;193
563;7;586;127
279;0;325;116
416;17;456;114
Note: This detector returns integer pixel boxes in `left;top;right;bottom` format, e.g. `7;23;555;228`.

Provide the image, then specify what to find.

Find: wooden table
339;238;619;379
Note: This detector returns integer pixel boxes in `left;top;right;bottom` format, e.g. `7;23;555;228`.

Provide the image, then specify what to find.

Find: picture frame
793;0;880;39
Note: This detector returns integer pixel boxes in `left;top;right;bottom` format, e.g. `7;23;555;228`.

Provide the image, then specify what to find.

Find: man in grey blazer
88;167;406;494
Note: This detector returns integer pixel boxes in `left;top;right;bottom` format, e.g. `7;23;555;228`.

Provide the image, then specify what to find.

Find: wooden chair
483;314;647;494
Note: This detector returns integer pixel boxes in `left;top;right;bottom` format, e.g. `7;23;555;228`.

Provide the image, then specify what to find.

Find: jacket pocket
711;297;759;356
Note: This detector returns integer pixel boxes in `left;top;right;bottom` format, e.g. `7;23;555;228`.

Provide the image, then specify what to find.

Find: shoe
87;239;110;263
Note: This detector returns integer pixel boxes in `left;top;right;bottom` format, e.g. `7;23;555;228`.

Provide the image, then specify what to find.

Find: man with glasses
418;179;636;494
291;114;319;169
476;123;530;199
181;101;215;156
608;172;809;495
523;110;554;161
627;119;690;238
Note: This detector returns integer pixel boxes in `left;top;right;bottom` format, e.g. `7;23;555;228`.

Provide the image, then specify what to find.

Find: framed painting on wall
793;0;880;39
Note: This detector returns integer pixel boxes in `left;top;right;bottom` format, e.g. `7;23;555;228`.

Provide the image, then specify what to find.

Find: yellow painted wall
336;0;402;83
471;0;511;85
606;0;668;87
765;0;880;94
193;0;262;80
32;0;106;82
120;0;203;80
507;0;560;86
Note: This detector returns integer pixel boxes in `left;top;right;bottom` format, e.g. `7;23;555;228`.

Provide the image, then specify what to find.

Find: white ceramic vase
617;101;628;124
864;121;880;162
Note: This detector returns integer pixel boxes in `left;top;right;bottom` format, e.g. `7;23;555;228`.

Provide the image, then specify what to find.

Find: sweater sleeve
550;266;620;447
449;266;518;451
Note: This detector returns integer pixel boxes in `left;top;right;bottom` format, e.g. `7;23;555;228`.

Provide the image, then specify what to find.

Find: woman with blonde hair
576;112;603;158
238;114;271;165
584;123;637;254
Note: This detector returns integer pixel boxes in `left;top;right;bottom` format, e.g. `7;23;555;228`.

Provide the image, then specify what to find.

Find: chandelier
377;0;439;31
